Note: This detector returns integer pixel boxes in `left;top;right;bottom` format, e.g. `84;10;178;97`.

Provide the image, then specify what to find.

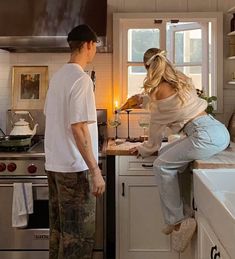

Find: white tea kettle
10;119;38;136
10;111;38;136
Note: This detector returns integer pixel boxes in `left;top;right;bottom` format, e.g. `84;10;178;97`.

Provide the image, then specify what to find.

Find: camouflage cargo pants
47;171;96;259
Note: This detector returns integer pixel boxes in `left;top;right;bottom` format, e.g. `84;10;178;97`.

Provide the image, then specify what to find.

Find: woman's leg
154;137;194;225
154;115;230;226
154;115;230;252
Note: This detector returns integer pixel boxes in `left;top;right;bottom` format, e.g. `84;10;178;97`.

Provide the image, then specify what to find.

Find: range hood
0;0;107;53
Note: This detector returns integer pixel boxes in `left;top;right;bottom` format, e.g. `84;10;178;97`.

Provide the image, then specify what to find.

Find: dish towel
12;182;33;228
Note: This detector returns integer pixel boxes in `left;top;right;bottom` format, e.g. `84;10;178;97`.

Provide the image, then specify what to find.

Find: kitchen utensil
10;111;38;136
10;119;38;136
0;135;33;148
0;128;5;137
0;125;33;148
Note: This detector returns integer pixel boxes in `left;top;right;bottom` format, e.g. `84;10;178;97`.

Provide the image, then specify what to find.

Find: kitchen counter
106;139;235;168
193;141;235;169
106;139;141;156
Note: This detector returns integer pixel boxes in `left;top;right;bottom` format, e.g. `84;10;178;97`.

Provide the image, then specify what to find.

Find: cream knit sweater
137;88;207;157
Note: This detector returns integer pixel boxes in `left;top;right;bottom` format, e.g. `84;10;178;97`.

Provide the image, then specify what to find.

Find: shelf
224;86;235;90
228;31;235;36
228;56;235;59
228;6;235;14
227;81;235;85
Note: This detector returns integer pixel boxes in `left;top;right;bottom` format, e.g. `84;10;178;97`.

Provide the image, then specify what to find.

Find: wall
0;51;112;133
0;0;235;138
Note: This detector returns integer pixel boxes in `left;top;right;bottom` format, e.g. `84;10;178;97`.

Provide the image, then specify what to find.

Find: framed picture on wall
12;66;48;109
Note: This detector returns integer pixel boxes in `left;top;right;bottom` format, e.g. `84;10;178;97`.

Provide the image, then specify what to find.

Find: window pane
128;66;146;97
176;66;202;90
128;29;160;62
175;29;202;64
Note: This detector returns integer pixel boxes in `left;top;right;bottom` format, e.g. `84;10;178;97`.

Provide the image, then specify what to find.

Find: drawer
116;156;156;176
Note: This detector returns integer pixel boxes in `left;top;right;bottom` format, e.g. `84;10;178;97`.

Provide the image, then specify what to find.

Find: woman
131;48;230;252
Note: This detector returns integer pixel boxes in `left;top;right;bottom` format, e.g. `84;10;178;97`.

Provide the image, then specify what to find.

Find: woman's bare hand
129;147;141;158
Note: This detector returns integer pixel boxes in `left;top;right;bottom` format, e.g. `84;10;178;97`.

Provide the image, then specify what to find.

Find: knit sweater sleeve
137;121;166;158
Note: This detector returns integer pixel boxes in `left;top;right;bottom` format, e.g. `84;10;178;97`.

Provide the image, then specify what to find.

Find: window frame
113;12;223;113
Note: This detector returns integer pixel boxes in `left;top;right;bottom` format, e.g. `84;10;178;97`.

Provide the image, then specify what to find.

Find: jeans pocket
196;125;229;147
193;129;211;143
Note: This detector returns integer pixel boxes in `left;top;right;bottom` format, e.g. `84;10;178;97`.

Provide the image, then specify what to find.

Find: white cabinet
196;211;231;259
116;155;179;259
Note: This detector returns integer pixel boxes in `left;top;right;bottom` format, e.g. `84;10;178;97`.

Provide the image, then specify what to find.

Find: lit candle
114;100;119;110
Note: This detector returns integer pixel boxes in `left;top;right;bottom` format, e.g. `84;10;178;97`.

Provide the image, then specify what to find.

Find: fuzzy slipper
162;224;175;235
172;218;197;252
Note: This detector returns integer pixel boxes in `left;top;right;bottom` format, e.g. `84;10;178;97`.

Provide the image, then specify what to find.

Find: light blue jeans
153;115;230;225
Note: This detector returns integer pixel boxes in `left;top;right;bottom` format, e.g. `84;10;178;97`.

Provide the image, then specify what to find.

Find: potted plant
196;89;217;116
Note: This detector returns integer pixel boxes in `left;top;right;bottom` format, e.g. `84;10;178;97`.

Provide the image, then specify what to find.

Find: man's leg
56;171;96;259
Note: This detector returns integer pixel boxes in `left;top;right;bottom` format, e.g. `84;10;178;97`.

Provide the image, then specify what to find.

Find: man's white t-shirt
44;63;98;172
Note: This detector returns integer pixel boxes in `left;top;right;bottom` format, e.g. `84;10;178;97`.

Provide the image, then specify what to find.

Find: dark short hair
67;24;98;43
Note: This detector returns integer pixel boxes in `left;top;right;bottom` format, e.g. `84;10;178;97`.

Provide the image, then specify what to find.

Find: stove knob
0;162;6;172
7;163;17;172
28;164;37;174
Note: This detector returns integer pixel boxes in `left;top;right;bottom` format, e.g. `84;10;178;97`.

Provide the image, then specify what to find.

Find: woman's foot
172;218;197;252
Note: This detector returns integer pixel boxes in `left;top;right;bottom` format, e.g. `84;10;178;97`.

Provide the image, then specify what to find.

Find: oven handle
0;176;47;180
0;183;48;187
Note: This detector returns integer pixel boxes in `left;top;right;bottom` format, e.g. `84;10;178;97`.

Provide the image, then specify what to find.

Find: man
44;24;105;259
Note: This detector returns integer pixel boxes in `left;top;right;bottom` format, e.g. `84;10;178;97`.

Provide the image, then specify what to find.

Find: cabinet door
197;213;231;259
118;176;179;259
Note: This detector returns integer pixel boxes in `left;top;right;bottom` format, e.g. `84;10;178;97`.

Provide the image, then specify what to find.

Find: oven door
0;176;49;250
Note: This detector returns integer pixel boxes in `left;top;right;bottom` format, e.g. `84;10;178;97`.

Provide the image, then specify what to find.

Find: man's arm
71;122;105;196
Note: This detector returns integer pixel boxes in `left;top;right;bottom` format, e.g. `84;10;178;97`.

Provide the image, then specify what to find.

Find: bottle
231;13;235;32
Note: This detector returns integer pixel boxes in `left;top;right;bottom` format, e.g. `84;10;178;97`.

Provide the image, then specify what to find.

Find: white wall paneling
155;0;188;12
187;0;218;12
218;0;235;12
123;0;156;12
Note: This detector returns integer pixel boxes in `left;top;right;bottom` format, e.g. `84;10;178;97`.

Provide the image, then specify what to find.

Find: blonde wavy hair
143;48;194;104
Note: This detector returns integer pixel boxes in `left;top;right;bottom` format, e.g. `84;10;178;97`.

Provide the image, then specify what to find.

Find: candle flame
114;100;119;109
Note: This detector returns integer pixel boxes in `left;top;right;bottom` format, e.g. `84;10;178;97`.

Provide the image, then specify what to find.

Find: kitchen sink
193;168;235;257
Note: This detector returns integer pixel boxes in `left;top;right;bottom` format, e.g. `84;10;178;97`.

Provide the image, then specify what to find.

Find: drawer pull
142;164;153;168
122;182;125;196
192;197;197;211
211;245;217;259
214;252;220;259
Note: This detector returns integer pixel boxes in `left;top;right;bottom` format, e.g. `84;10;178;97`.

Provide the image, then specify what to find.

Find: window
113;13;223;112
